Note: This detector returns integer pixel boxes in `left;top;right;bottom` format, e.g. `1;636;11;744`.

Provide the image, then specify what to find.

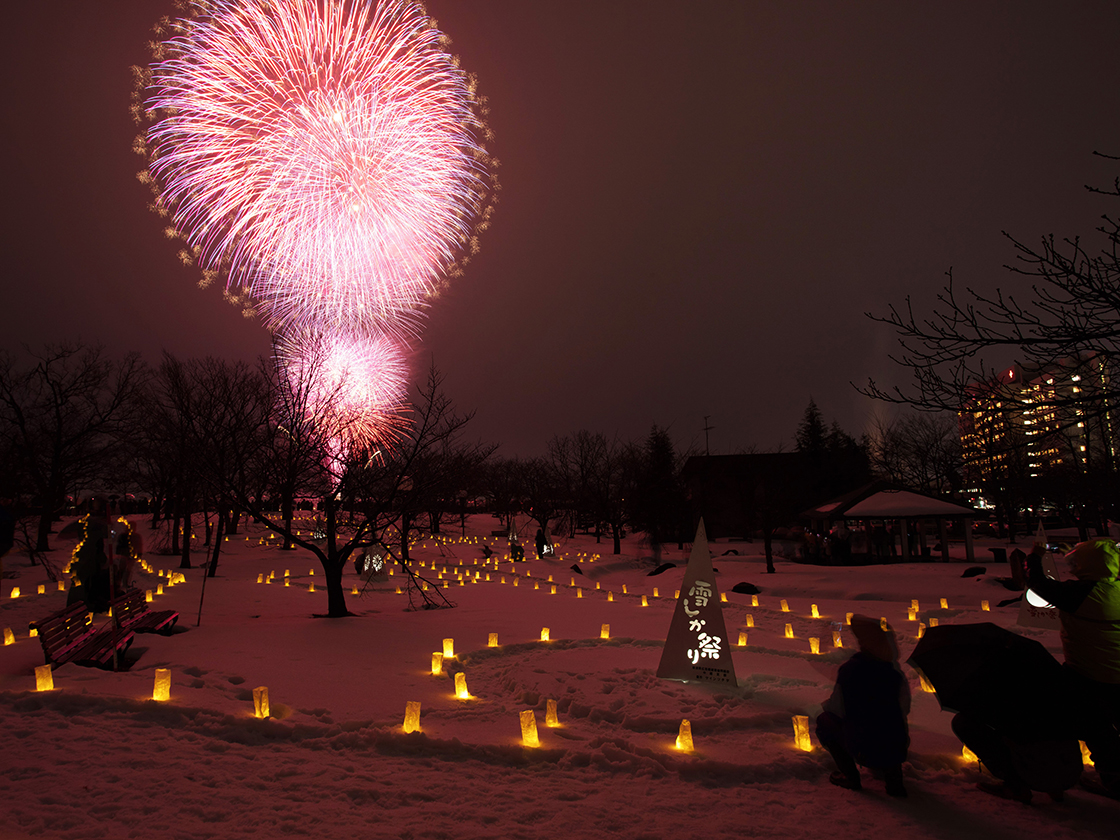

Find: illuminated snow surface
2;517;1117;839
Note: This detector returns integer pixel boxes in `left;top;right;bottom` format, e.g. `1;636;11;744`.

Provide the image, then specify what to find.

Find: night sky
4;1;1119;456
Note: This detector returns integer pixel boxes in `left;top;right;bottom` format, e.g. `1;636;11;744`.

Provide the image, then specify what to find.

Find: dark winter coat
821;651;911;767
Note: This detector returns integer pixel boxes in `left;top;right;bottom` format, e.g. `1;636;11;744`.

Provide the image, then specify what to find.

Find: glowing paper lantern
533;582;539;590
738;631;747;647
940;598;948;610
550;585;557;595
10;587;20;598
601;624;610;639
513;578;519;587
520;710;540;747
809;637;820;655
811;604;819;618
981;600;990;611
37;584;45;595
929;618;939;628
352;586;359;595
308;583;315;592
35;664;53;691
751;595;759;607
918;673;936;693
676;719;694;752
880;617;888;631
540;627;550;641
832;630;842;648
443;639;454;658
145;590;153;603
2;628;13;645
546;698;558;727
845;612;853;625
793;715;811;751
455;672;469;699
153;668;171;701
285;570;290;577
309;569;314;576
431;652;444;675
607;591;614;602
780;599;789;612
253;686;269;718
653;587;660;598
907;608;916;621
917;622;926;639
576;589;582;599
403;700;421;733
745;615;754;628
720;592;728;603
674;589;680;598
57;580;65;592
257;574;263;584
641;595;649;607
785;623;794;638
29;627;37;638
911;599;920;611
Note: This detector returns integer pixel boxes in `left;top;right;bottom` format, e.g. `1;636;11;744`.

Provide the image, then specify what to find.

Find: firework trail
136;0;495;448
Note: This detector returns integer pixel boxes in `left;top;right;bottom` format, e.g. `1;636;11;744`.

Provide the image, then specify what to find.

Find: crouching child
816;615;910;797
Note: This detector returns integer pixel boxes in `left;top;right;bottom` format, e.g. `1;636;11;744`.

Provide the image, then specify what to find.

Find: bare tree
0;344;146;552
868;412;962;497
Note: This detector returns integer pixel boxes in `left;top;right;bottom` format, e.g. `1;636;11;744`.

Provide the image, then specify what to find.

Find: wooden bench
108;589;180;635
29;603;135;669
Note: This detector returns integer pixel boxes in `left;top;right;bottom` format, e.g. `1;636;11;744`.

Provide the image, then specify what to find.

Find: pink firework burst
277;330;409;453
145;0;493;337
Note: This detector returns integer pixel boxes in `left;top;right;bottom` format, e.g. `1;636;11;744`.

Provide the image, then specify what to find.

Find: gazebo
802;480;977;563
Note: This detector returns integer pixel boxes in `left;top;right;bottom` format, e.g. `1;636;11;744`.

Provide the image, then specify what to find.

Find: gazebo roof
803;480;976;520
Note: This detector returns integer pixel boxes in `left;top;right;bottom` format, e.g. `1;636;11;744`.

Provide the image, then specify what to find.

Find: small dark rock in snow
721;549;740;556
961;566;986;578
570;564;583;575
647;563;677;576
732;582;761;595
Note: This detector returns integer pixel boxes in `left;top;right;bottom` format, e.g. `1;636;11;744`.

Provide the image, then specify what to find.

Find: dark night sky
3;1;1119;456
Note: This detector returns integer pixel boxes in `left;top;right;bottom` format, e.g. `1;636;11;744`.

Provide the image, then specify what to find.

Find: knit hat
849;614;899;662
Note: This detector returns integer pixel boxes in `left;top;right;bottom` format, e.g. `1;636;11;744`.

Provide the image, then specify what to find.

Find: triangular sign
656;519;738;686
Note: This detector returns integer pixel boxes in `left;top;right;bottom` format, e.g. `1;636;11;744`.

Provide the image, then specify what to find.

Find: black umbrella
907;623;1072;730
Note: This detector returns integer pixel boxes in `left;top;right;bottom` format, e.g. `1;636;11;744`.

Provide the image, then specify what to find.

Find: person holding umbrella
816;615;910;797
1026;539;1120;797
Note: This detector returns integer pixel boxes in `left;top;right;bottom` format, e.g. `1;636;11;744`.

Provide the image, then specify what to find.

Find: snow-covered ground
1;516;1117;840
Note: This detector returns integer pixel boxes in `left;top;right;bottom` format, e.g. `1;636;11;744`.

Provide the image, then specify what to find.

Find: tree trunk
171;508;181;555
282;492;295;550
324;559;348;617
207;507;225;578
764;527;776;574
35;509;52;553
612;523;621;555
179;497;192;569
400;512;412;563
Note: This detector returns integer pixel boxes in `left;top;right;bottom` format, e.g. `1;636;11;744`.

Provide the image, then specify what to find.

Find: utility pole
703;415;714;456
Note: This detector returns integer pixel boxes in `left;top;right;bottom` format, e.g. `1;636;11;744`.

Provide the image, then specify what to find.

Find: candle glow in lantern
720;592;727;603
780;599;789;612
793;715;811;751
37;584;45;595
546;698;558;727
981;600;990;611
431;652;444;675
929;618;939;628
784;623;794;638
940;598;948;610
2;627;13;645
738;631;747;647
641;595;648;607
35;664;53;691
832;630;842;648
455;672;469;699
153;668;171;702
811;604;819;618
963;745;978;763
145;590;154;603
443;638;454;658
520;710;540;747
745;615;754;628
809;637;820;655
540;627;550;641
607;591;614;601
600;623;610;639
676;719;694;752
577;588;582;598
488;633;498;647
10;587;20;598
403;700;421;733
253;686;269;718
653;588;659;598
751;595;759;607
58;580;65;591
907;608;916;621
918;673;936;693
917;622;927;639
846;612;853;625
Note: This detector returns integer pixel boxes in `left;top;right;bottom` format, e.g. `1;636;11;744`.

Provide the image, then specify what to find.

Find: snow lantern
832;630;842;648
809;637;820;655
745;615;754;628
57;580;65;592
751;595;759;607
919;673;936;693
738;631;747;647
792;715;811;751
540;627;550;641
35;664;53;692
784;624;794;638
153;669;171;702
145;590;153;603
37;584;45;595
10;588;19;599
607;591;614;601
520;710;540;747
157;584;164;595
811;604;820;618
546;698;559;727
443;638;454;658
981;600;990;611
917;622;927;639
845;612;853;625
488;633;498;647
455;672;469;699
600;624;610;640
403;701;421;733
431;652;444;675
963;745;978;763
2;628;13;645
641;595;649;607
676;719;694;752
780;599;789;612
907;609;916;621
911;599;919;611
253;686;269;718
940;598;948;610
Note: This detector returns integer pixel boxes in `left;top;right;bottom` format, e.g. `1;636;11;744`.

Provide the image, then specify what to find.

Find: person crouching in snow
1026;539;1120;797
816;615;910;797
